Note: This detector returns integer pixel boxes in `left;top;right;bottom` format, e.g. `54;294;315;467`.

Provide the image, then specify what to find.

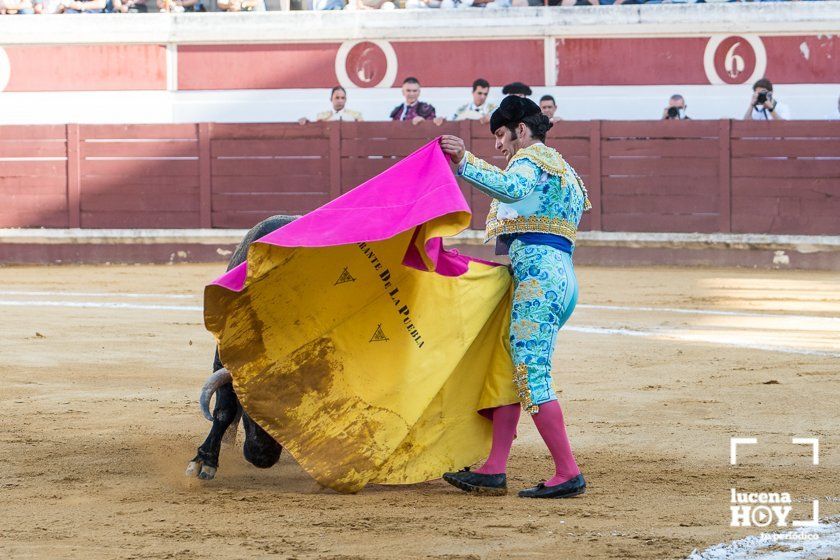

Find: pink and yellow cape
204;139;519;493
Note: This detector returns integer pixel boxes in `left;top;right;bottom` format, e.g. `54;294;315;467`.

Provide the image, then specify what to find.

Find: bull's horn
199;367;232;422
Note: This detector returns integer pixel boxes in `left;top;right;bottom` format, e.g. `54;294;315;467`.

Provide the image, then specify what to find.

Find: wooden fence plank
602;120;720;139
601;138;718;158
602;194;720;215
343;121;460;139
602;175;714;195
603;213;718;233
81;211;200;229
731;139;840;158
0;175;67;194
81;159;200;177
66;124;81;228
549;138;590;157
719;119;731;233
601;157;718;177
199;123;212;228
212;158;324;176
329;123;342;199
212;175;326;194
81;141;199;158
732;214;839;236
731;121;840;138
81;193;200;212
82;175;200;190
80;124;198;140
0;125;66;140
212;122;330;140
341;138;435;157
212;193;328;213
0;141;67;158
732;159;840;178
212;138;329;158
0;208;69;228
588;120;602;231
731;177;840;198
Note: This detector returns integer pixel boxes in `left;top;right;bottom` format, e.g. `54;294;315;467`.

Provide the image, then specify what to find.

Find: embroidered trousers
509;239;578;414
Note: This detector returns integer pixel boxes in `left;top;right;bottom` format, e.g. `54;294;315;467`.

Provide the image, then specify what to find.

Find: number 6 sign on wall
704;35;767;85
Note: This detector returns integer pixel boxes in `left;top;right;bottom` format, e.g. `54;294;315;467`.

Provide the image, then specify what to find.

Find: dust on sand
1;264;838;559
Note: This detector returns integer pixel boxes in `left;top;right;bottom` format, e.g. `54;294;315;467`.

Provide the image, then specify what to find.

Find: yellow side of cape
205;216;519;493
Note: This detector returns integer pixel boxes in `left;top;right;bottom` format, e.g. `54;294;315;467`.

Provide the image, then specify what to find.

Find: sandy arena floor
1;263;838;559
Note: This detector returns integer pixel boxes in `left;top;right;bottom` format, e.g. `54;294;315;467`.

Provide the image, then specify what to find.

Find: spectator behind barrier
451;78;496;124
744;78;789;121
112;0;147;11
0;0;34;13
662;94;690;120
218;0;264;10
539;95;563;123
560;0;632;4
404;0;442;7
157;0;205;11
299;86;363;124
390;77;442;125
311;0;345;8
346;0;395;9
58;0;105;12
502;82;532;98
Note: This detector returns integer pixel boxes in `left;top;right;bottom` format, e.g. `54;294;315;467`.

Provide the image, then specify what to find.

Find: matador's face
494;123;528;162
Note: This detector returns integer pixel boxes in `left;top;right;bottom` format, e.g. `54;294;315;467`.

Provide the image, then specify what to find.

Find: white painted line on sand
564;326;840;358
0;300;202;312
0;290;198;300
3;297;838;358
578;304;840;325
2;290;838;324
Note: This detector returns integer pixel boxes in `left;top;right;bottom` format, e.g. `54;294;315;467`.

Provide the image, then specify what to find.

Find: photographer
662;94;690;120
744;78;789;121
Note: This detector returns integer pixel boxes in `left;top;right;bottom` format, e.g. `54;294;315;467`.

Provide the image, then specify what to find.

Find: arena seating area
0;0;822;15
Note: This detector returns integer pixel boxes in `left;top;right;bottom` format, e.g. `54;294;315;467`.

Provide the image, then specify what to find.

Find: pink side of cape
211;139;500;292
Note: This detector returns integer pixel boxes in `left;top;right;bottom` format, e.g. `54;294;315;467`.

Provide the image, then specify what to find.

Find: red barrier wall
2;121;839;235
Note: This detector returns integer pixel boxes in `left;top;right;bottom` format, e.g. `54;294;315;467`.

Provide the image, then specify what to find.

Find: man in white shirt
539;95;563;123
451;78;496;124
299;86;363;124
744;78;790;121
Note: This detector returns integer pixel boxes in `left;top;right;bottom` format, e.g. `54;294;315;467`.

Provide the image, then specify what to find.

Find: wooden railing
1;120;838;235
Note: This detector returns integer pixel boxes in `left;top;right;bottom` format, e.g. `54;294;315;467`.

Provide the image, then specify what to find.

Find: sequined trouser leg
508;239;578;414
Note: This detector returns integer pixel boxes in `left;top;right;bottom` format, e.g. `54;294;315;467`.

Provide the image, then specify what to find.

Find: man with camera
662;94;690;120
744;78;789;121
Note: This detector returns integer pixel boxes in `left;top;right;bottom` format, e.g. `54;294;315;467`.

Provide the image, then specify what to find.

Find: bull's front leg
186;381;239;480
242;413;282;469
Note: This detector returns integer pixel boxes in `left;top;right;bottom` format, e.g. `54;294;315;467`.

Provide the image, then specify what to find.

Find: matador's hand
439;135;466;165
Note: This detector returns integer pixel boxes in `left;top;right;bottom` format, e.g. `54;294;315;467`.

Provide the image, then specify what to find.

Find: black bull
186;215;296;480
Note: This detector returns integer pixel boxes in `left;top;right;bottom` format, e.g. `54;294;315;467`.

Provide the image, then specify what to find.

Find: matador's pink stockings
474;400;580;486
473;404;520;475
531;399;581;486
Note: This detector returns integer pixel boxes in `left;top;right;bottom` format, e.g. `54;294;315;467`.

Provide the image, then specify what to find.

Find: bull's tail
199;367;232;422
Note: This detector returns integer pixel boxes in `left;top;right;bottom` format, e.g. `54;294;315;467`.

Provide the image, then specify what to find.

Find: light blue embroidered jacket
456;143;591;247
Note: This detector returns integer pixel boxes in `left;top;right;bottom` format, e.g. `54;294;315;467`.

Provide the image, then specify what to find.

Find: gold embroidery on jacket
484;215;578;244
514;363;539;414
465;151;503;173
507;144;592;213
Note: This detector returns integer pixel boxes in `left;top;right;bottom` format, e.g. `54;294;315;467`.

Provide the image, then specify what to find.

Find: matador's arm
456;152;541;204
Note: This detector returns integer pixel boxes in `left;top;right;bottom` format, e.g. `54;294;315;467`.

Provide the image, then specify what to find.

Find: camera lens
756;92;767;105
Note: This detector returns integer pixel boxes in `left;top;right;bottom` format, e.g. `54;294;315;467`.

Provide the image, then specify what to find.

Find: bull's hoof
185;460;201;477
198;465;217;480
185;460;217;480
